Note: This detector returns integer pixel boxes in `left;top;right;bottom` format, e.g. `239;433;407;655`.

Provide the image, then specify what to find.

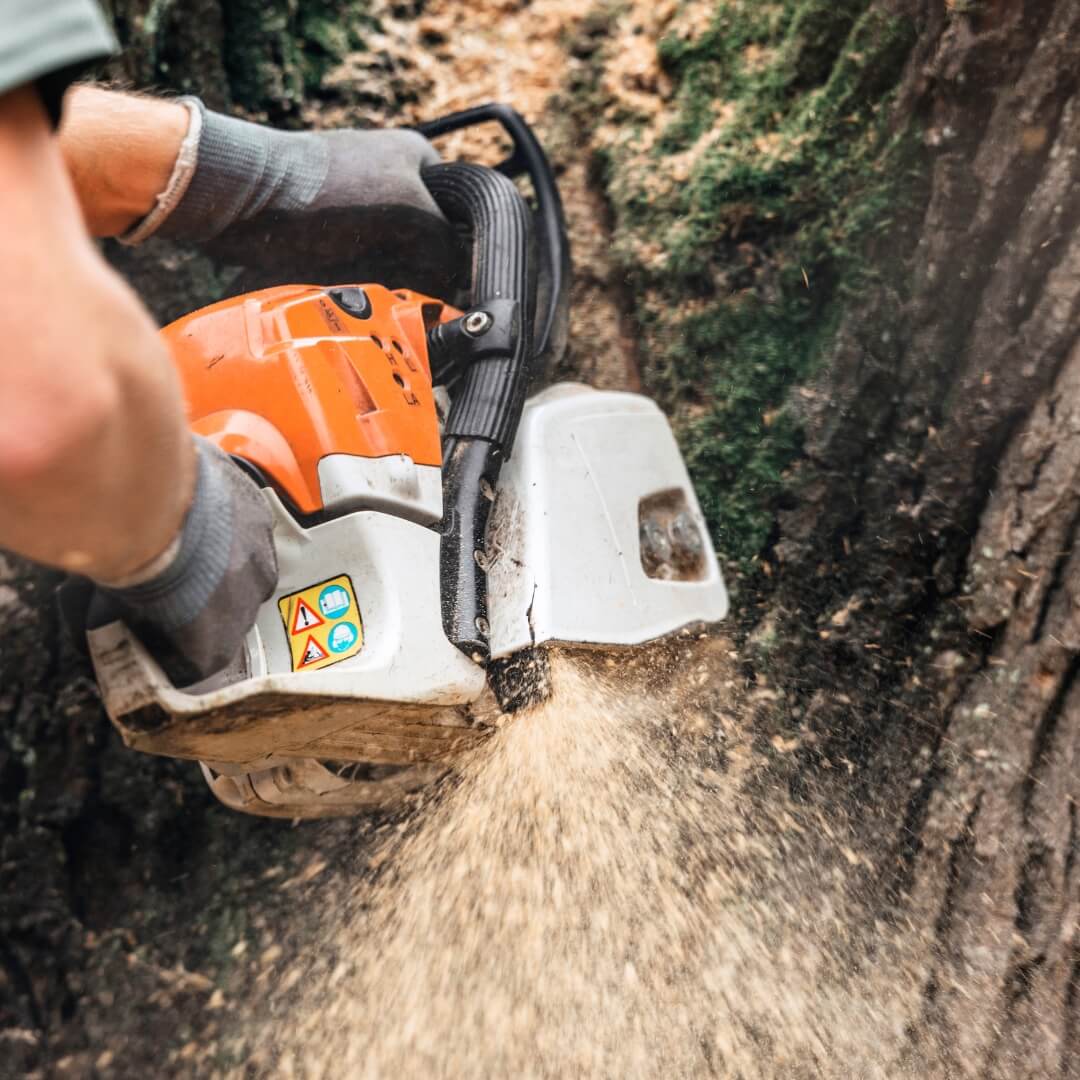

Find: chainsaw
86;105;728;818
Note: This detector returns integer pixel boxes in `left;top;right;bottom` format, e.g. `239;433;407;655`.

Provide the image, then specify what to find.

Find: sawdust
240;649;929;1078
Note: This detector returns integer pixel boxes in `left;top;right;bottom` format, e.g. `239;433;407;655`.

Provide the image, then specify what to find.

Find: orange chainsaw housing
163;284;459;515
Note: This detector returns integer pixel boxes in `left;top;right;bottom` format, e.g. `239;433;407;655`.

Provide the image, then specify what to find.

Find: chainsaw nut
463;310;494;337
669;511;705;567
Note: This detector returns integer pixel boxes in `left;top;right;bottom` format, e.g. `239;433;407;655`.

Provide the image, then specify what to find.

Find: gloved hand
64;437;278;688
137;99;461;291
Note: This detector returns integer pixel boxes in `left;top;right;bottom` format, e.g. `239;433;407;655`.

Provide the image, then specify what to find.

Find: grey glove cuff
98;437;236;628
93;437;279;685
156;100;330;245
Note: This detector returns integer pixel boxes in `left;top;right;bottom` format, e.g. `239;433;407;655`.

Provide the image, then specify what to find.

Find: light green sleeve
0;0;116;101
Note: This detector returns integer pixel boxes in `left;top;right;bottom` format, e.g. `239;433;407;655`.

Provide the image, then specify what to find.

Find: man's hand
60;88;460;289
160;105;458;289
158;108;443;259
91;438;278;686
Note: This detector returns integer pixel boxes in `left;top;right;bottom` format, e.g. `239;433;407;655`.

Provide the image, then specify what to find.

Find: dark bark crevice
0;931;45;1034
1027;500;1080;644
1022;655;1080;824
930;791;982;947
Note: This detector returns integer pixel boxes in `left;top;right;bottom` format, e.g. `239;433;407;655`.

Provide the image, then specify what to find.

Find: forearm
53;83;448;294
0;86;195;580
58;85;188;237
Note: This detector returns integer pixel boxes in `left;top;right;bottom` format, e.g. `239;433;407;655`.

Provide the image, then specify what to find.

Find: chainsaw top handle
412;103;570;665
417;158;532;664
414;103;570;377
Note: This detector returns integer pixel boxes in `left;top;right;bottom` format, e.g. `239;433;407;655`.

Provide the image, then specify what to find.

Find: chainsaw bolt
463;310;494;337
639;517;673;576
475;616;490;636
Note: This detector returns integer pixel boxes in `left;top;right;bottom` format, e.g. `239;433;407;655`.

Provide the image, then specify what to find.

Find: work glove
61;437;278;688
128;99;462;292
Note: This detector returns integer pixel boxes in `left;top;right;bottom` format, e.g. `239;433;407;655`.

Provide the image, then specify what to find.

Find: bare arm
58;85;188;236
0;85;194;580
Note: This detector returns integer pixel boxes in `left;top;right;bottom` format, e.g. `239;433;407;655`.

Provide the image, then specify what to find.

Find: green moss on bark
586;1;921;561
104;0;377;119
223;0;377;119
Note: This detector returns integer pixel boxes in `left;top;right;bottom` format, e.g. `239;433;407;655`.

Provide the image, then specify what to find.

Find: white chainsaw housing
487;384;727;655
88;385;728;817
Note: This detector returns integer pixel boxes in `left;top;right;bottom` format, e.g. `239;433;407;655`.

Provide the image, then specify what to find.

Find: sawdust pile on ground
243;652;929;1078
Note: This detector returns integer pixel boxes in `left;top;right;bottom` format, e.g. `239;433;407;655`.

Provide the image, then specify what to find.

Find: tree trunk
577;0;1079;1074
775;4;1080;1073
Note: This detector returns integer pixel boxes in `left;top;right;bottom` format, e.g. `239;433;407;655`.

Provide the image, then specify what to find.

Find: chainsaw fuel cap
327;286;372;320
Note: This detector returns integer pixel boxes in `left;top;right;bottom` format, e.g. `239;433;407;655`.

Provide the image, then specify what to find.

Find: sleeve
0;0;116;122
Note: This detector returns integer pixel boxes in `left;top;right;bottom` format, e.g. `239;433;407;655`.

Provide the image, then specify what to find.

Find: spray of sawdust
253;651;928;1078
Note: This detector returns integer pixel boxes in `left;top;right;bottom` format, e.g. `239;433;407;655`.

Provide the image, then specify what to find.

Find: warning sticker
278;574;363;672
291;598;324;635
298;635;328;668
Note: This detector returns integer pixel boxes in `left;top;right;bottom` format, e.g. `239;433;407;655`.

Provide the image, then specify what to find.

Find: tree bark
758;2;1080;1074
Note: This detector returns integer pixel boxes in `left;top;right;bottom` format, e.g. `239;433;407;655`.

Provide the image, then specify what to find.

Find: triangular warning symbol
298;635;328;668
291;598;324;636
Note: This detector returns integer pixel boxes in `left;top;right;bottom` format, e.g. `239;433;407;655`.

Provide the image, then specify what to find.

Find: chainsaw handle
415;103;570;376
420;161;534;662
415;105;571;664
422;163;533;451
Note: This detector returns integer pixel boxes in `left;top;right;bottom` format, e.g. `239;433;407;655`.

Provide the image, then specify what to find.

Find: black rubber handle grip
420;162;536;662
422;162;534;453
415;103;569;373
